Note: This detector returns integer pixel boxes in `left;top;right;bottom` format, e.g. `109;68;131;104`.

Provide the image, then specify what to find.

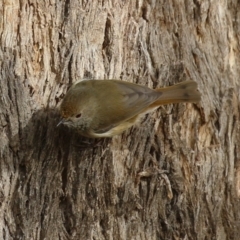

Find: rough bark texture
0;0;240;239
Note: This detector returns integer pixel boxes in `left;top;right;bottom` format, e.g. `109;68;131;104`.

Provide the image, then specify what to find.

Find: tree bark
0;0;240;239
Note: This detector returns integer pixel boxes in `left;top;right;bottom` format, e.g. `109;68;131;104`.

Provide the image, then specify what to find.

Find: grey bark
0;0;240;239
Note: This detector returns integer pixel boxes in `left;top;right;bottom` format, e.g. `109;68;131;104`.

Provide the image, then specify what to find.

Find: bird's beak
57;119;65;127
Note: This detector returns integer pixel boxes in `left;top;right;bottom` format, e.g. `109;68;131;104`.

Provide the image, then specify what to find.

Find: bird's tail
149;81;201;108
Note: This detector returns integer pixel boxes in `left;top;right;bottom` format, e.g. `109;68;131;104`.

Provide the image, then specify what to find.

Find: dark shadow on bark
8;108;110;238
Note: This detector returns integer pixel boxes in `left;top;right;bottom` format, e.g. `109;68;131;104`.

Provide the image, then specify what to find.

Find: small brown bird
58;80;201;138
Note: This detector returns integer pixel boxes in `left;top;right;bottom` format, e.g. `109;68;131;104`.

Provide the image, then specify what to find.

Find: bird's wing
90;80;162;135
113;80;161;113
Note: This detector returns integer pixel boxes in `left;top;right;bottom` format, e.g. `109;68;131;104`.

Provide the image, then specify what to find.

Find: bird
57;79;201;138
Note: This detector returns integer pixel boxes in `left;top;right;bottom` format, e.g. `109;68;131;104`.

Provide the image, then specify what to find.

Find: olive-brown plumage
58;79;201;138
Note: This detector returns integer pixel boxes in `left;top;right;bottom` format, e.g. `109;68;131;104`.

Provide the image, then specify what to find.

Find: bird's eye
75;114;81;118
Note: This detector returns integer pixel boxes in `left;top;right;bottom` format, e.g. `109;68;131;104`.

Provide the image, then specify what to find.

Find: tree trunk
0;0;240;239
